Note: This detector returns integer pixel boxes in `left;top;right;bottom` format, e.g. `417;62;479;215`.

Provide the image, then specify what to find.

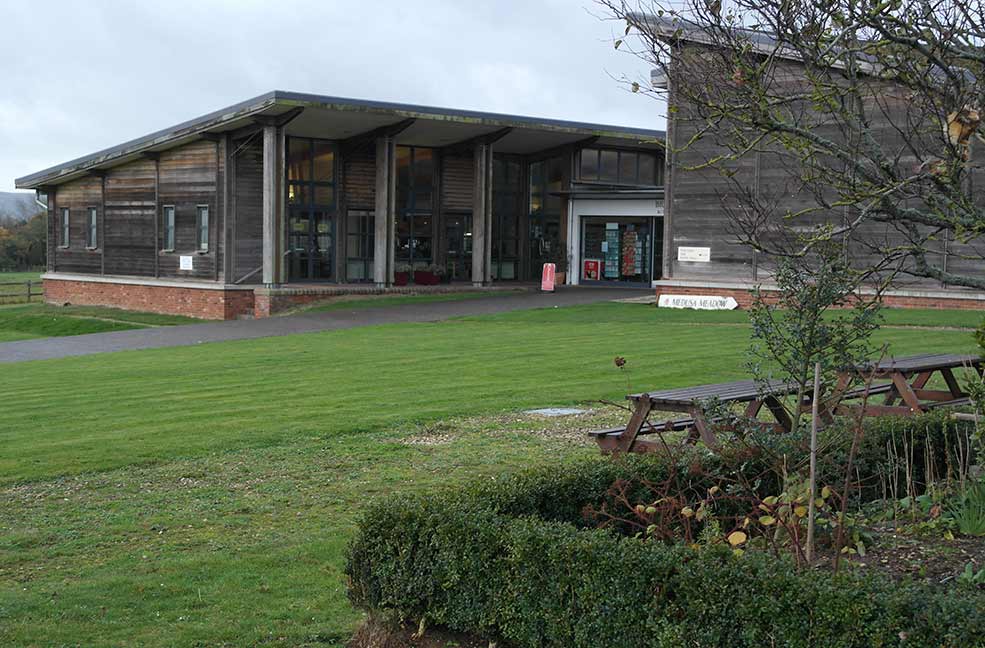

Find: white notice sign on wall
658;294;739;310
677;246;711;262
179;255;194;271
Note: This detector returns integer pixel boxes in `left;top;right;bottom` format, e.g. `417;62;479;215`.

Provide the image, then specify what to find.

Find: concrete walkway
0;287;650;364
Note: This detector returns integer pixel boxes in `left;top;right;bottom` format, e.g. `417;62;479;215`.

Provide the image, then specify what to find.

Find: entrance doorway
580;217;659;286
288;208;335;281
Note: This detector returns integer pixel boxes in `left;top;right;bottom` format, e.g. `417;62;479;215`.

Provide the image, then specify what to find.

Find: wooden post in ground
807;361;821;563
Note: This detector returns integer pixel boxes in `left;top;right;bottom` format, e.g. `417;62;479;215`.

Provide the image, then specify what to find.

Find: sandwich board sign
541;263;556;292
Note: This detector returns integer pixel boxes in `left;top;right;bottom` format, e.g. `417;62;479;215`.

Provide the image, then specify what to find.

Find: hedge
346;414;985;648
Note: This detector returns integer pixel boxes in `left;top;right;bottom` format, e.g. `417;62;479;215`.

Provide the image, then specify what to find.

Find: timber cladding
50;177;103;274
667;47;979;291
343;147;376;210
49;138;223;282
233;136;263;282
105;158;156;277
440;153;474;211
157;140;221;280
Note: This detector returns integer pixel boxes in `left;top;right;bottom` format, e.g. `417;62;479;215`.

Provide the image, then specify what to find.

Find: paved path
0;287;649;364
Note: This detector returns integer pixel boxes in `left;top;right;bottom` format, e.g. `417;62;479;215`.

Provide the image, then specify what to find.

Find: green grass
292;288;524;313
0;271;42;283
0;302;980;647
0;303;201;342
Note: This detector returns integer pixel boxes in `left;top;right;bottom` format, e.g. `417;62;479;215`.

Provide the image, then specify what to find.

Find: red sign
583;258;601;281
541;263;556;292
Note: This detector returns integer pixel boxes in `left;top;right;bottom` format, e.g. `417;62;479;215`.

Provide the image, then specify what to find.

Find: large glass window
445;211;472;280
287;137;337;281
346;210;374;281
528;156;564;279
492;157;522;280
580;217;656;285
577;148;660;186
395;146;434;270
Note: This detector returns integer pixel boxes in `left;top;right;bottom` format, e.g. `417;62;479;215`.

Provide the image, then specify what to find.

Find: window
528;156;564;279
196;206;209;252
577;148;660;186
395;146;435;269
86;207;98;248
163;205;175;251
287;137;338;282
60;208;70;247
287;138;336;208
345;210;374;281
491;157;522;280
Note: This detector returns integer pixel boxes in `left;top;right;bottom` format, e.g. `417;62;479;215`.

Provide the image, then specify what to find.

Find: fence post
26;280;31;303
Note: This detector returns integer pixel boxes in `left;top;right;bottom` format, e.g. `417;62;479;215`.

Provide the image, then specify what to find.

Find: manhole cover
523;407;586;417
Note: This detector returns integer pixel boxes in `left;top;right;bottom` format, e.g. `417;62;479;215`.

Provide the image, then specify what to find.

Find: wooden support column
47;188;57;273
262;125;280;286
223;133;236;283
471;142;493;287
373;136;396;287
100;174;106;276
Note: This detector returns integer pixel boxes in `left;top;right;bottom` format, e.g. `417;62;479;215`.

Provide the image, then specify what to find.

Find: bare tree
600;0;985;289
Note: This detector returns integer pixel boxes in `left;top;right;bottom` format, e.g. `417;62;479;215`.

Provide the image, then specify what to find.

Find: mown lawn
293;289;524;314
0;271;42;283
0;302;979;647
0;303;200;342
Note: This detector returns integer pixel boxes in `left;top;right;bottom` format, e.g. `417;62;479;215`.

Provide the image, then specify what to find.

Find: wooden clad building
649;18;985;310
16;91;665;319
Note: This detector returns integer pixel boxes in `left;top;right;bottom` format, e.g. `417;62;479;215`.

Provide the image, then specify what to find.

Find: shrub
346;414;985;648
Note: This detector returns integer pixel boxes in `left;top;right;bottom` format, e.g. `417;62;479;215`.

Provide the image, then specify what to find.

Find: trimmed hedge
346;414;985;648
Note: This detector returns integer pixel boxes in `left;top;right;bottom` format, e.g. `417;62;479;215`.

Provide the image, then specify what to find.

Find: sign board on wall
583;259;601;281
658;294;739;310
179;255;194;271
677;246;711;262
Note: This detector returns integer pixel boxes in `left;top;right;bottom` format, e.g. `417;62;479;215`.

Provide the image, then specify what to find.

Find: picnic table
591;378;798;453
831;353;982;418
591;353;982;454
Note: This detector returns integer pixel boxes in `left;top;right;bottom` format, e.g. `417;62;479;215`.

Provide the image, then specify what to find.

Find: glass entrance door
580;217;656;286
288;208;335;281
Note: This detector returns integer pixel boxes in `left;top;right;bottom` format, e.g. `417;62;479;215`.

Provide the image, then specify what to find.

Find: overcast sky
0;0;664;193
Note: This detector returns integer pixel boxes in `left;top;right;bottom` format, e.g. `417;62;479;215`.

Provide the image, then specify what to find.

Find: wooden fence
0;281;43;304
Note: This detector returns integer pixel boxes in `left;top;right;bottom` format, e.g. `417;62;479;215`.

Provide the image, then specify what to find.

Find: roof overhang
632;14;880;76
554;188;664;200
16;90;665;190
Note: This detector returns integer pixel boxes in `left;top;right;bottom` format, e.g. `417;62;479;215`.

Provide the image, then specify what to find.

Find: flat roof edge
17;90;665;189
15;92;279;189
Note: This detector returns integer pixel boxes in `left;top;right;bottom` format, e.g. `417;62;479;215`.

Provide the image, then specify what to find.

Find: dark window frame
576;148;660;186
86;206;98;249
196;205;210;253
286;137;338;282
345;209;375;282
162;205;176;252
60;207;70;248
395;145;435;269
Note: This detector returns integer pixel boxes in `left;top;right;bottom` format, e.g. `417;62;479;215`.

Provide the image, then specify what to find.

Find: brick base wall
655;285;985;311
44;278;255;320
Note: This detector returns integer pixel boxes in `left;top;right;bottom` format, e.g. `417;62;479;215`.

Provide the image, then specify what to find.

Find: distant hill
0;191;43;222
